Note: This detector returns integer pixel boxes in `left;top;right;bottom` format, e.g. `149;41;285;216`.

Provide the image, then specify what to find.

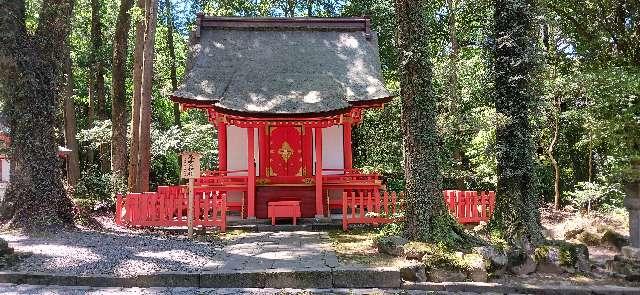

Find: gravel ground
0;228;224;277
0;220;338;277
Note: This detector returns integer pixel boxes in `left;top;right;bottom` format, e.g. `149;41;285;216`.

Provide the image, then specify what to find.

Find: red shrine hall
115;15;496;230
172;16;393;220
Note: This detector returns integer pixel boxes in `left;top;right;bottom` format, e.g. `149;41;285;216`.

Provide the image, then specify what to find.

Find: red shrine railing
341;190;401;230
443;190;495;223
115;185;227;232
339;189;496;230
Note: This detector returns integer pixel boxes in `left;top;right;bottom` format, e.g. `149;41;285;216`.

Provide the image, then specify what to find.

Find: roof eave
170;94;396;119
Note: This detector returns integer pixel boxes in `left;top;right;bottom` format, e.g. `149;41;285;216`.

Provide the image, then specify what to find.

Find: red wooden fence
342;190;401;230
115;185;227;232
443;190;495;223
341;189;495;229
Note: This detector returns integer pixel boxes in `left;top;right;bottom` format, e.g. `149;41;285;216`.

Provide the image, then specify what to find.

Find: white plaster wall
1;159;9;182
312;126;344;175
226;126;259;176
0;159;8;202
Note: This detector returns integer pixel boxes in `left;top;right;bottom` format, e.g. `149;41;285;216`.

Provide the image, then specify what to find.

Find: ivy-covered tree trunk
0;0;75;231
395;0;468;244
111;0;133;183
488;0;544;246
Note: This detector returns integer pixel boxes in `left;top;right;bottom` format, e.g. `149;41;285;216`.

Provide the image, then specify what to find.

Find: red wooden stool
268;200;301;225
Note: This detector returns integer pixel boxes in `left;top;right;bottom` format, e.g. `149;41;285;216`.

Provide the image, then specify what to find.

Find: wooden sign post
180;152;201;238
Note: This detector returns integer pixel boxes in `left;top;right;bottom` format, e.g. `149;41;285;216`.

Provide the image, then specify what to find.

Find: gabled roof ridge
196;14;372;39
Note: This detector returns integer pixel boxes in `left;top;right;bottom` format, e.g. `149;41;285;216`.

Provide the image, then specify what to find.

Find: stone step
0;268;401;289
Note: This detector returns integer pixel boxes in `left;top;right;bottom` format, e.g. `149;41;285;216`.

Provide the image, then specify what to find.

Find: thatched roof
172;16;393;116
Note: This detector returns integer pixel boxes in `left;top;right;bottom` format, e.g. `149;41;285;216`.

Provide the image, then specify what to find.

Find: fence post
342;191;348;231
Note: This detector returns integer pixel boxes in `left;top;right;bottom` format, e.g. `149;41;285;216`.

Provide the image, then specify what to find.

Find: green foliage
74;166;126;210
77;119;112;148
149;121;217;187
566;181;625;211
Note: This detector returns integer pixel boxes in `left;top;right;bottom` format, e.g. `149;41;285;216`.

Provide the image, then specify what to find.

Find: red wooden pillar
247;127;256;219
217;121;227;171
259;126;267;176
314;127;324;217
343;122;353;169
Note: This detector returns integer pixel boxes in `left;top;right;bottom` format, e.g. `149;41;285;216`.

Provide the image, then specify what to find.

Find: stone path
0;230;338;277
0;284;497;295
215;231;338;271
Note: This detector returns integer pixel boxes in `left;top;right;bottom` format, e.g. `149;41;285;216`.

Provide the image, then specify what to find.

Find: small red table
268;200;301;225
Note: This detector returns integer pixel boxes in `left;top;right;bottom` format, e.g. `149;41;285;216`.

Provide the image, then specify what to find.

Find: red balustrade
342;190;401;230
340;189;496;229
115;185;227;232
443;190;495;223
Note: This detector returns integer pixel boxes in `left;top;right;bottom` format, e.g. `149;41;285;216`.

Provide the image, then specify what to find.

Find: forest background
5;0;638;215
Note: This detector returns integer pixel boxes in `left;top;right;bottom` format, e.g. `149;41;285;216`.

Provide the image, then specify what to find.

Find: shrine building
171;15;393;220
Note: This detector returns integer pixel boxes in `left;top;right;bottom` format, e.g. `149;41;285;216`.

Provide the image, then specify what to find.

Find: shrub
74;166;126;211
566;181;625;212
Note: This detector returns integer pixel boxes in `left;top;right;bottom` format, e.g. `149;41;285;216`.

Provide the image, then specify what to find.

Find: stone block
442;282;517;293
0;271;25;284
134;272;199;287
75;275;136;287
399;263;427;282
427;269;466;282
0;272;77;286
622;246;640;261
601;229;629;250
259;268;332;288
332;267;401;288
375;235;408;257
199;270;262;288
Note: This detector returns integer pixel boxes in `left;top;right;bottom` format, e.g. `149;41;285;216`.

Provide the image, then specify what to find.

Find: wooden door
268;126;303;176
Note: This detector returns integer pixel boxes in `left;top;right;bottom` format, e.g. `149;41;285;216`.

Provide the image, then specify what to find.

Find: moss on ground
327;228;405;266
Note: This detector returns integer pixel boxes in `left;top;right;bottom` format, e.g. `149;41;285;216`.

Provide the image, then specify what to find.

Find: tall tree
137;0;158;192
62;43;80;187
395;0;468;244
0;0;75;230
165;0;180;127
111;0;134;183
87;0;105;167
128;0;146;192
488;0;544;246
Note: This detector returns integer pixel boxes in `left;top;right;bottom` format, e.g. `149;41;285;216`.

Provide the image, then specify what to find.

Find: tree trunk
128;0;146;192
307;0;313;16
395;0;469;245
111;0;134;184
286;0;296;17
446;0;464;189
136;0;158;192
89;0;109;172
0;0;75;231
488;0;544;246
548;97;560;210
63;43;80;187
165;0;180;127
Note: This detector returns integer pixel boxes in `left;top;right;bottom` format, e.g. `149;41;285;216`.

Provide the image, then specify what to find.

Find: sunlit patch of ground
327;228;407;267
